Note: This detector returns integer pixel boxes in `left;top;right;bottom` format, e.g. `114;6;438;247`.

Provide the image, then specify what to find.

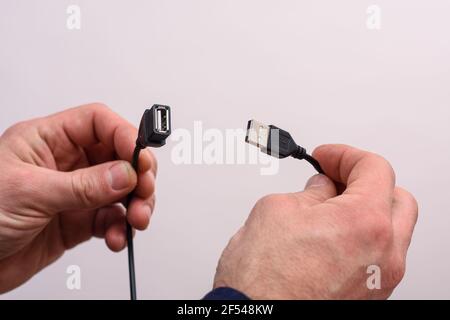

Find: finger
84;143;115;167
134;170;155;199
93;203;125;238
114;125;157;176
48;103;156;176
38;160;137;212
392;187;419;256
94;204;136;252
58;209;96;249
126;195;155;231
293;174;337;205
142;148;158;177
313;144;396;209
85;143;156;177
85;144;155;199
104;208;127;252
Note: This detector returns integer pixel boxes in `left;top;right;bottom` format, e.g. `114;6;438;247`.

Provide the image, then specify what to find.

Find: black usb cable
126;104;172;300
245;120;324;174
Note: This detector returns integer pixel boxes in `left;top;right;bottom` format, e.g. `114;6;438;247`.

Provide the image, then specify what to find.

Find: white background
0;0;449;299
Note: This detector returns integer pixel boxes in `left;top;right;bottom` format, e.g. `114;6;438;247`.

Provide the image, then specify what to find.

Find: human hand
0;103;157;293
214;144;418;299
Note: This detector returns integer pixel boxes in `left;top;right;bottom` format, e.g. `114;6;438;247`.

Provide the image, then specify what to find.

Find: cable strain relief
292;146;307;160
135;139;146;150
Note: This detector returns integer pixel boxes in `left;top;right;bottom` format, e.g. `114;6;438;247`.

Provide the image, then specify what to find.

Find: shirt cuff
203;287;251;300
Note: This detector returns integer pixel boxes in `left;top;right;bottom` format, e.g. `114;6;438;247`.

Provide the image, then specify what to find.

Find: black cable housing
125;145;141;300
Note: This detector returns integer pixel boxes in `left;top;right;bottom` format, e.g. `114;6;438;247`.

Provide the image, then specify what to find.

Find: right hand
214;144;418;299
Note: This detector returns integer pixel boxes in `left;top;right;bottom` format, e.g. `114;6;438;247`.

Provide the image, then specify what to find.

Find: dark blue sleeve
203;287;250;300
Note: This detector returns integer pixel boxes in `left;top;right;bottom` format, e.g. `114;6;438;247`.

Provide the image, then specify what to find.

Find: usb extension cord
126;104;172;300
245;119;324;174
125;115;319;300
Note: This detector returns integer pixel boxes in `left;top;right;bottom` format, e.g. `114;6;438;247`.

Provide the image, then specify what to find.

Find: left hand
0;103;157;293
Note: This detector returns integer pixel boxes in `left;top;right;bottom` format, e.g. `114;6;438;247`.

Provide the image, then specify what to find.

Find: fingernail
305;174;329;189
108;162;132;190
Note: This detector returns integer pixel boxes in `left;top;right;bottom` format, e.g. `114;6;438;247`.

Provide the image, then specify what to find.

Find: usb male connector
245;119;324;174
245;120;270;150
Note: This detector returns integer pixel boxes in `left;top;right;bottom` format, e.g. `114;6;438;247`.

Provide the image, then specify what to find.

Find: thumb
296;174;337;204
44;161;137;212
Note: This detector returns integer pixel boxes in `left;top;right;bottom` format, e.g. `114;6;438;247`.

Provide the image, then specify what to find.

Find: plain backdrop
0;0;449;299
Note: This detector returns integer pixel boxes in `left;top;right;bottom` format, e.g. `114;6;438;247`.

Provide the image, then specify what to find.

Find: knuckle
370;153;396;183
397;187;419;217
352;212;393;247
2;120;32;138
386;257;406;288
368;216;393;246
71;171;97;207
81;102;110;115
252;194;290;219
89;102;110;111
256;194;294;211
255;194;282;209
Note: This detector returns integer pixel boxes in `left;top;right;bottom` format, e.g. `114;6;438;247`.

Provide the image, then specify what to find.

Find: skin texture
0;103;157;293
214;144;419;299
0;106;418;299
